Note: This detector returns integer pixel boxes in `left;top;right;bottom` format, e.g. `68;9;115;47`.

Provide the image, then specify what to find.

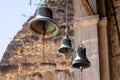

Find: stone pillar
98;17;110;80
73;15;100;80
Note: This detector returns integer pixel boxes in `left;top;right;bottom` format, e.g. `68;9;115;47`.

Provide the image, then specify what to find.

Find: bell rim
58;46;74;53
27;16;59;38
72;60;90;69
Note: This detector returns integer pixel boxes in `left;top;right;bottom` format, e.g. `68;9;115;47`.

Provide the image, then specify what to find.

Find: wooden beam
81;0;94;15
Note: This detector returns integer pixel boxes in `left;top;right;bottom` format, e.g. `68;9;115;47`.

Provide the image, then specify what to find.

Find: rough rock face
0;0;74;80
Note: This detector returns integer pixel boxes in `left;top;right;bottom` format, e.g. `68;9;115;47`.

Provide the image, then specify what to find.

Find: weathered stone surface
111;56;120;80
107;0;120;80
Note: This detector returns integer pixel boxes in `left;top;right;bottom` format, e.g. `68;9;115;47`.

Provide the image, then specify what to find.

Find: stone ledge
74;15;99;27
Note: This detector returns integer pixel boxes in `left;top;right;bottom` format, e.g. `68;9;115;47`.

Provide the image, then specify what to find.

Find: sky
0;0;42;61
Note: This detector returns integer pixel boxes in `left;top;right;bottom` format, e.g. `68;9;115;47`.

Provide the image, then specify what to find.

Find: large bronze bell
58;34;74;54
27;6;59;38
72;46;90;69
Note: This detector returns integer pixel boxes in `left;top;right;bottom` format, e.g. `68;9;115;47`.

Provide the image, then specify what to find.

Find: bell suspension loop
78;43;84;49
44;0;48;6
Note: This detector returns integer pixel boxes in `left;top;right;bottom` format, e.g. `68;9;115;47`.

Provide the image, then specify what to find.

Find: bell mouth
27;16;59;38
72;60;90;69
58;47;74;54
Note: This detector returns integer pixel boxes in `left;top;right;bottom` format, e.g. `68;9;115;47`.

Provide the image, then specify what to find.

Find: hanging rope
79;0;83;46
65;0;69;34
38;0;48;7
79;1;83;80
68;72;73;80
65;1;69;80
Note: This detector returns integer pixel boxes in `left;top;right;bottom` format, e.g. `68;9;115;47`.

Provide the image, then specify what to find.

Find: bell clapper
80;66;83;80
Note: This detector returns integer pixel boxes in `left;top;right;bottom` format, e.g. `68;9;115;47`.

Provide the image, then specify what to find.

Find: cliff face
0;0;74;80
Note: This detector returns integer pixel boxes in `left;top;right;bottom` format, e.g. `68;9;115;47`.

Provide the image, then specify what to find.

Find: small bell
58;34;74;54
72;46;90;69
27;5;59;38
